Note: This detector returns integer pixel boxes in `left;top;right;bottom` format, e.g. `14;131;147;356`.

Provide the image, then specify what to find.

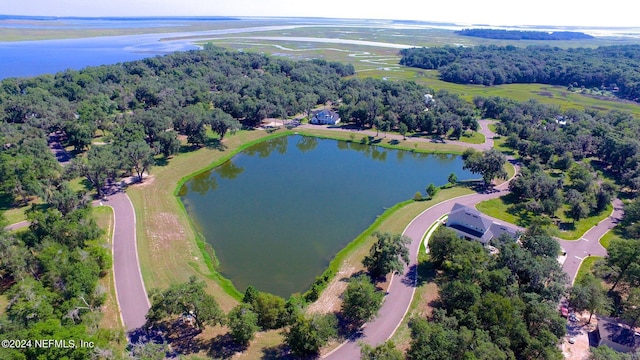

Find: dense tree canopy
415;227;566;359
400;45;640;102
457;29;593;40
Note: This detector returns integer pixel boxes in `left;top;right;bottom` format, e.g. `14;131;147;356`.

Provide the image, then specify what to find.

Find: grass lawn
575;256;604;284
93;206;127;354
476;194;612;240
457;130;485;145
296;127;468;154
599;229;624;249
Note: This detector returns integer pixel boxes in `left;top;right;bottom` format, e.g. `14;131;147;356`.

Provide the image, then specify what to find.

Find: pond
180;135;475;297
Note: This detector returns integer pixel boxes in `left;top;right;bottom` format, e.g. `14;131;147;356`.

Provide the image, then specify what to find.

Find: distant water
0;24;306;79
1;17;639;79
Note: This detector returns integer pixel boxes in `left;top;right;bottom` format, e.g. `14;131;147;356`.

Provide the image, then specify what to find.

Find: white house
310;110;341;125
446;203;520;244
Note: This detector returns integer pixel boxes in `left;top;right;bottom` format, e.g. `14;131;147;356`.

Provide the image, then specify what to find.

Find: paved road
5;220;29;231
557;198;624;285
3;192;150;331
48;131;72;166
299;119;496;151
325;182;513;359
106;191;151;331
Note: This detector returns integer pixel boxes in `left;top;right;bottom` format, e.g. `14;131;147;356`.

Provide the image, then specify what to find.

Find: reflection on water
180;135;476;297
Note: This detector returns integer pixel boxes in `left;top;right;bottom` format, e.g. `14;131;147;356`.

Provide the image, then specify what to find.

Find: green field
575;256;604;284
599;229;625;249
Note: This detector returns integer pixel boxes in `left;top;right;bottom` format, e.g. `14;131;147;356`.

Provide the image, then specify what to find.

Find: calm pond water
180;135;475;297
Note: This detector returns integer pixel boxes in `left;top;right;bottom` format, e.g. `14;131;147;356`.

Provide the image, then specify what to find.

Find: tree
398;122;408;140
5;278;56;327
362;232;411;280
341;276;384;325
462;148;507;186
156;130;181;158
249;291;288;330
521;233;560;258
121;140;154;182
605;239;640;293
566;189;589;223
588;345;634;360
75;145;119;198
284;314;337;357
569;274;611;323
146;276;224;330
447;172;457;186
209;108;240;139
227;304;259;347
622;287;640;329
360;341;404;360
426;183;438;199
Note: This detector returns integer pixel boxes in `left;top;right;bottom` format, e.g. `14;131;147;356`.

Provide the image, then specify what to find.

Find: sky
0;0;637;28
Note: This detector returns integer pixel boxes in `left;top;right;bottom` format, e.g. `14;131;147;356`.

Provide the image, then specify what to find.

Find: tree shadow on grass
206;138;227;151
261;344;294;360
206;333;247;359
415;261;436;288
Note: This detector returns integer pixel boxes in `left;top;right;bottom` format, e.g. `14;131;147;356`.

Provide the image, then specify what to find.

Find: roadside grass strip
423;214;448;254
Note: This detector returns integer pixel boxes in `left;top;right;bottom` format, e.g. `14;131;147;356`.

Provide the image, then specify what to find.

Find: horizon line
1;14;639;30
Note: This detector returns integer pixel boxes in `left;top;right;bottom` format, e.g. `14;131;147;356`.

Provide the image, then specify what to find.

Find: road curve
324;182;513;359
557;198;623;284
107;191;151;331
3;192;150;331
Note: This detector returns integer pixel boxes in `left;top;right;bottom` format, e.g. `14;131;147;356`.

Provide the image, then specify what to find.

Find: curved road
324;121;619;359
3;191;150;331
325;180;514;359
557;198;623;285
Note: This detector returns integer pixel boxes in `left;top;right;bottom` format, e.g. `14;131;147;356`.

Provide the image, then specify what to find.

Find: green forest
456;28;594;40
1;40;640;358
399;45;640;102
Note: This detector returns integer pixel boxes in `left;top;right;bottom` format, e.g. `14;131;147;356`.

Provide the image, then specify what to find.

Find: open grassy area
476;194;612;240
575;256;604;284
296;127;468;154
457;130;485;144
599;229;624;249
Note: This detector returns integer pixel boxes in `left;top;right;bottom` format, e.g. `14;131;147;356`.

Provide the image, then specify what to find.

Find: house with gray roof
594;317;640;353
446;203;520;244
310;110;340;125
